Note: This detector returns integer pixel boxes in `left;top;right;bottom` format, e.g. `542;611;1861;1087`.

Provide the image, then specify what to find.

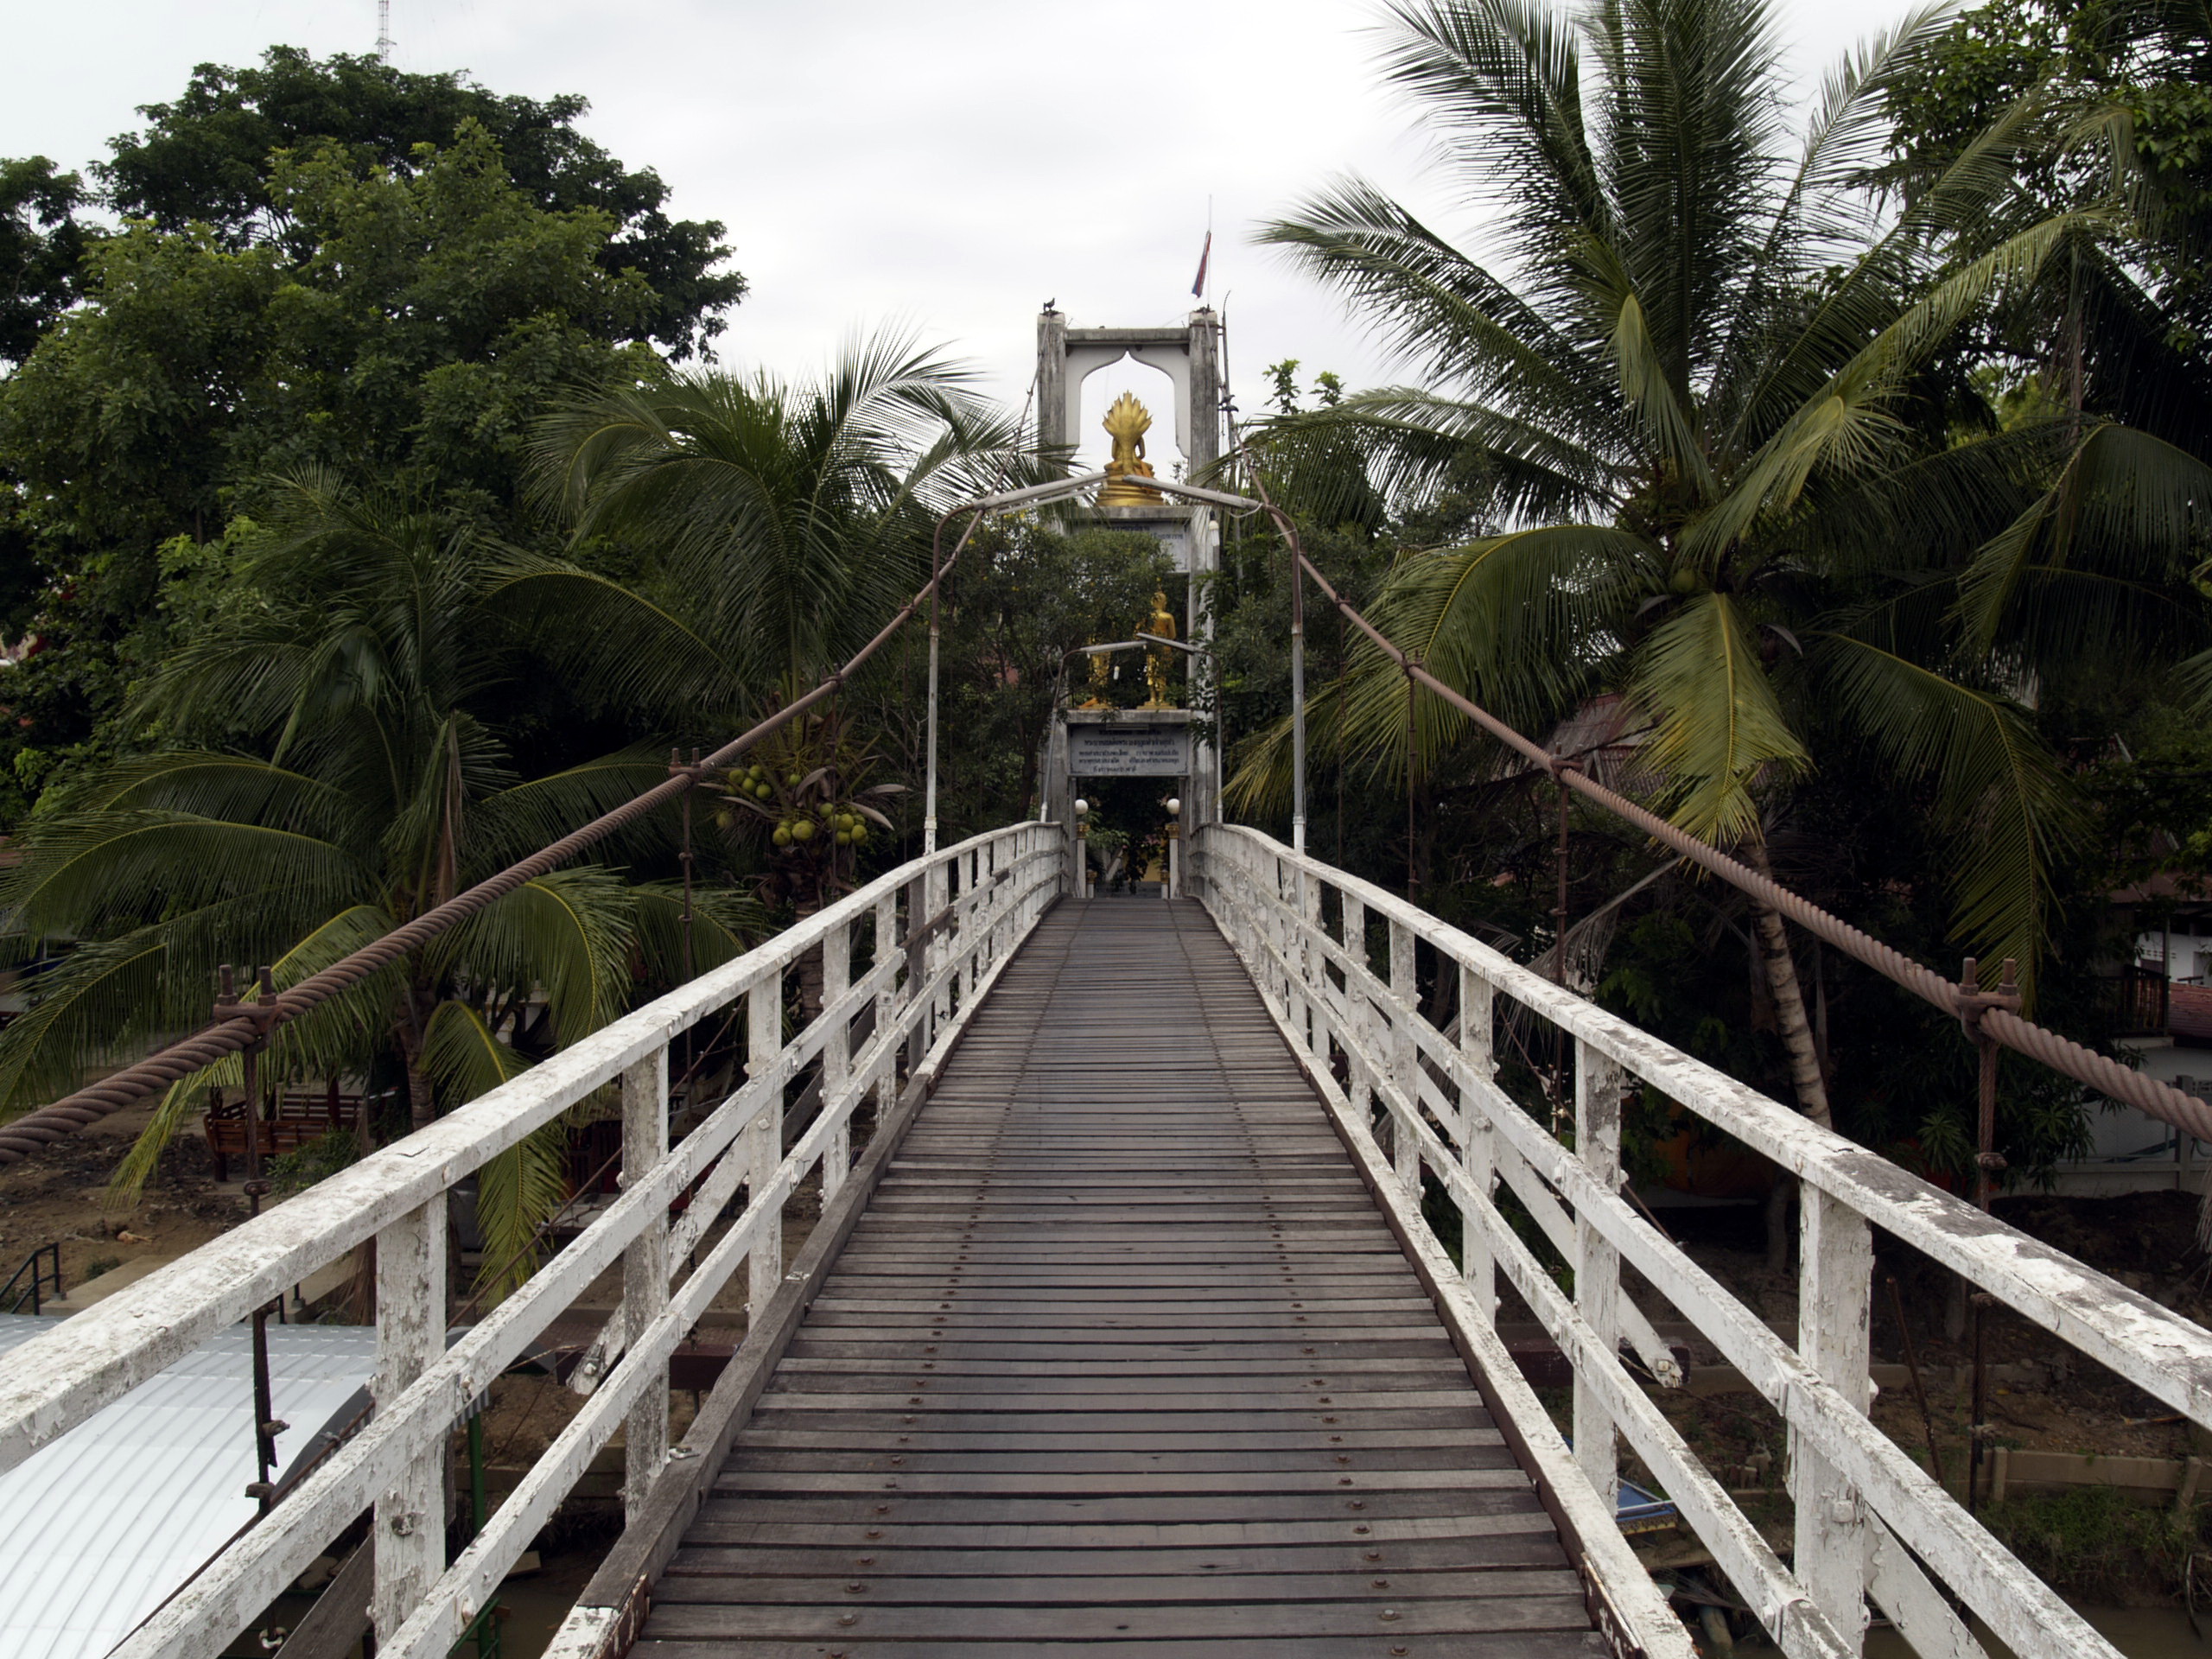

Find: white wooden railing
1192;822;2212;1659
0;820;1063;1659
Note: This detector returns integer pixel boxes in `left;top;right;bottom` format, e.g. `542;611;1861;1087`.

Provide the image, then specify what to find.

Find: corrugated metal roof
0;1313;376;1659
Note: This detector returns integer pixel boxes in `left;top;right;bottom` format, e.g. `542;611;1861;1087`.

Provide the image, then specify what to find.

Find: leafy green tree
918;518;1178;834
0;121;678;813
0;156;87;365
0;479;754;1289
99;46;742;360
502;335;1027;732
1241;0;2173;1127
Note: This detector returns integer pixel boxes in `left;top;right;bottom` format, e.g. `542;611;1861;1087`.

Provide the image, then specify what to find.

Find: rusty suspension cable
1274;529;2212;1146
0;505;1005;1167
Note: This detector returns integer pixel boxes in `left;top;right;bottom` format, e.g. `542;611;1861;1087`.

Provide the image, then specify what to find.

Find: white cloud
4;0;1920;464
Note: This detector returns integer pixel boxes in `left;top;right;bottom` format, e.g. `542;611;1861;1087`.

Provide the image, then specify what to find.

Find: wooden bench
203;1087;366;1181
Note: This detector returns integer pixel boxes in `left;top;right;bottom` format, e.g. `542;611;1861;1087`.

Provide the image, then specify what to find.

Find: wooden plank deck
637;898;1601;1656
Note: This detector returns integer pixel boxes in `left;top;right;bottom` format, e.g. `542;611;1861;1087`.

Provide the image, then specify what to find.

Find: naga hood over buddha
1098;391;1164;506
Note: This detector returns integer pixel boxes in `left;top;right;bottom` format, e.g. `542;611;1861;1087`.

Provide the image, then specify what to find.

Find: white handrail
1192;821;2193;1659
0;821;1065;1659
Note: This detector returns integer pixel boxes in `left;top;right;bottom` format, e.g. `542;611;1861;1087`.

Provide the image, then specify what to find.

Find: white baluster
1796;1185;1874;1650
1340;893;1368;1111
1573;1037;1623;1511
620;1046;670;1522
372;1192;447;1640
1459;962;1497;1319
823;919;852;1203
747;976;784;1315
1390;918;1419;1192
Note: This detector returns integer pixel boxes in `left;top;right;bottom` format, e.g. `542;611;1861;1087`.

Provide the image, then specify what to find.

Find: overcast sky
4;0;1918;470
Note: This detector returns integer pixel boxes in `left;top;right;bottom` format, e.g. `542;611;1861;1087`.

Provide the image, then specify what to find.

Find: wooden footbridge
638;901;1592;1655
5;821;2212;1659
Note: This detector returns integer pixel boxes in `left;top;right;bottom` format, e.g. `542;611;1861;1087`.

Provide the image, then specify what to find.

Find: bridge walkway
633;899;1602;1656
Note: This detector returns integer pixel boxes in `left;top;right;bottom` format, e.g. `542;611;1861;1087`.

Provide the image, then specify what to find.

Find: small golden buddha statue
1097;391;1163;506
1141;590;1178;707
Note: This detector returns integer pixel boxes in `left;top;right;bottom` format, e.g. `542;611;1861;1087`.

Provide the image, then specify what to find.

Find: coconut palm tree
1236;0;2212;1122
0;475;756;1292
493;332;1032;724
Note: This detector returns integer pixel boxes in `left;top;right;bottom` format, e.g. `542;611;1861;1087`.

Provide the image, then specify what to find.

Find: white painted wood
822;918;853;1204
874;893;897;1041
746;978;785;1316
1797;1185;1874;1650
967;849;983;997
372;1193;446;1642
373;895;1049;1659
1298;867;1321;1053
1237;938;1702;1659
1199;825;2212;1428
0;824;1052;1474
1868;1516;1988;1659
926;859;950;1045
1573;1037;1624;1514
1192;824;2141;1659
537;1605;617;1659
620;1047;670;1525
1389;918;1419;1190
1285;886;1686;1385
103;830;1060;1659
1459;962;1497;1318
566;952;914;1395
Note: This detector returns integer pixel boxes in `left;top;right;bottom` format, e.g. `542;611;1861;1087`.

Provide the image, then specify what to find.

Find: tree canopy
100;46;743;360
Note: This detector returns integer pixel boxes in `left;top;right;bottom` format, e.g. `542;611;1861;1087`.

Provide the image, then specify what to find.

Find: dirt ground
0;1098;244;1295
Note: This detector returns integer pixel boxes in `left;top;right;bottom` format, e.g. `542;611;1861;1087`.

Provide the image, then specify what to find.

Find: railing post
1459;962;1497;1318
967;849;983;1000
1573;1037;1623;1512
1389;918;1419;1192
372;1191;447;1642
823;919;853;1203
1274;855;1303;1042
1796;1185;1874;1650
620;1046;670;1523
747;976;784;1315
875;893;899;1118
1298;866;1321;1056
1340;892;1368;1110
928;856;951;1034
905;872;930;1073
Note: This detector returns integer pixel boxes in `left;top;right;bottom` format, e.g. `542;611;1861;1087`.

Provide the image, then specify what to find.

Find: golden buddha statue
1097;391;1163;506
1078;647;1112;709
1141;589;1178;707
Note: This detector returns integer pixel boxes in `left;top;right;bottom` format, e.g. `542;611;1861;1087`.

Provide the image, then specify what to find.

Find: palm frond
1813;632;2088;1003
1955;421;2212;652
481;555;741;721
418;1001;569;1302
429;865;637;1045
469;745;683;874
630;881;772;987
106;1068;245;1211
1636;590;1808;842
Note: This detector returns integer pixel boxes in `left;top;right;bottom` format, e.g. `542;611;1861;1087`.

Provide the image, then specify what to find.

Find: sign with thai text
1069;724;1191;777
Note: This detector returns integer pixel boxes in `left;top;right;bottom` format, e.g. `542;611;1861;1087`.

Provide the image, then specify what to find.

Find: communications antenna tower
376;0;393;60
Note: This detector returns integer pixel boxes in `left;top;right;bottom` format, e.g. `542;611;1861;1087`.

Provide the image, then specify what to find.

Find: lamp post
1165;796;1181;900
1072;797;1090;897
